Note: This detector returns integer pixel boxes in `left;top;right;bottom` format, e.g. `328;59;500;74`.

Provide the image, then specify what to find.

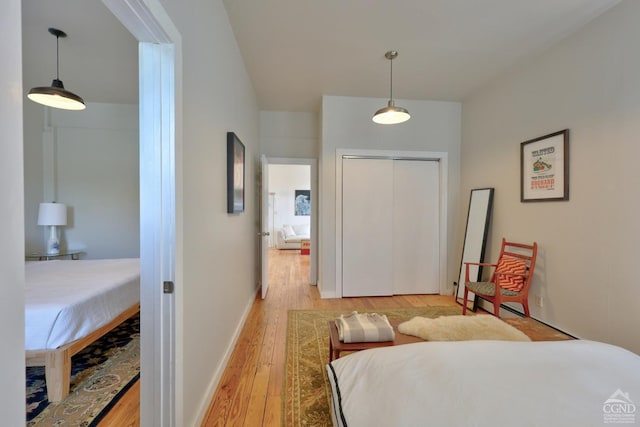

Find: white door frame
102;1;182;426
260;155;270;298
266;157;318;285
335;149;448;297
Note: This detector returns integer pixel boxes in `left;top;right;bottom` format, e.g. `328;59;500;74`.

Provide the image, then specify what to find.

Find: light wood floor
200;249;459;426
98;249;568;426
97;379;139;426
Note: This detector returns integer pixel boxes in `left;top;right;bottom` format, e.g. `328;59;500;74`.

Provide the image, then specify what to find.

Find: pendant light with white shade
27;28;86;111
372;50;410;125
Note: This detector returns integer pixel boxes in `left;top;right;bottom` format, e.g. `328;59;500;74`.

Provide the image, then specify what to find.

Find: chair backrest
493;238;538;293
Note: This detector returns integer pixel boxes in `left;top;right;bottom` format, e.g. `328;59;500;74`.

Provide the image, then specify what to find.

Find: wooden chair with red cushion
462;238;538;317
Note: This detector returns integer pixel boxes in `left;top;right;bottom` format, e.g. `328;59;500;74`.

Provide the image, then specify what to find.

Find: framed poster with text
521;129;569;202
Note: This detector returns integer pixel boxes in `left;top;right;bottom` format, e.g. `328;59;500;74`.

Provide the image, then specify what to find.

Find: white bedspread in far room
25;258;140;350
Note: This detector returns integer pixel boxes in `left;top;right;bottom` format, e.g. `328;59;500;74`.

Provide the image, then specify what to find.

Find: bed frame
25;302;140;402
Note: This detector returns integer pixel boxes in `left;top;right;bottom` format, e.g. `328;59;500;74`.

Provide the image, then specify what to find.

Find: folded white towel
335;311;395;343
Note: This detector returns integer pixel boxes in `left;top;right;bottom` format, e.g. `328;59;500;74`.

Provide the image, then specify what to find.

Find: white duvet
327;340;640;427
25;258;140;350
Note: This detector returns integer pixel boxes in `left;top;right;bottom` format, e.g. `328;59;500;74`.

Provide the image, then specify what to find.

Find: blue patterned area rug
26;313;140;426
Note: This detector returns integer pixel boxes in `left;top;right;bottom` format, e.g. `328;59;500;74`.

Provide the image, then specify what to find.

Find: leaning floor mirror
455;188;494;310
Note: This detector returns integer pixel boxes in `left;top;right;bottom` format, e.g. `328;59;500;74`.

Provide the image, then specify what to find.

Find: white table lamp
38;202;67;255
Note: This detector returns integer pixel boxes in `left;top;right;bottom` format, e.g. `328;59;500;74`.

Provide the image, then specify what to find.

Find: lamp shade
372;100;411;125
38;202;67;226
28;79;86;111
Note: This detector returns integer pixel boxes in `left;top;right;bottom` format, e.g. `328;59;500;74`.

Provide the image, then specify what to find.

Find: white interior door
260;155;270;298
392;160;440;294
138;41;176;427
342;158;394;296
268;193;275;247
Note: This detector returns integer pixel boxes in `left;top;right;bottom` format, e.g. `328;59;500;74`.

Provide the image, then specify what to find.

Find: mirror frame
455;188;494;310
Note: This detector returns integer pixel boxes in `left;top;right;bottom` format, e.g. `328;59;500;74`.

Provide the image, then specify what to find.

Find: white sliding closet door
393;160;440;294
341;157;440;297
342;158;394;296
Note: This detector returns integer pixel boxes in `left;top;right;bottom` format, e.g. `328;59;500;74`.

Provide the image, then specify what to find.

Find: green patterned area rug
26;313;140;426
283;306;462;426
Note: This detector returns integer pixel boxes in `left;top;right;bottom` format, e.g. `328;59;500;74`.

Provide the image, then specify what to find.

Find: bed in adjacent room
327;339;640;427
25;258;140;402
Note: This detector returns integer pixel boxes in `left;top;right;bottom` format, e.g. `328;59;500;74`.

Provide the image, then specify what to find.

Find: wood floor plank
96;379;140;426
262;394;282;427
243;363;271;425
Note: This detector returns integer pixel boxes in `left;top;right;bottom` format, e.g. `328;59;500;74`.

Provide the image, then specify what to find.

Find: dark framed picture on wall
294;190;311;216
521;129;569;202
227;132;245;213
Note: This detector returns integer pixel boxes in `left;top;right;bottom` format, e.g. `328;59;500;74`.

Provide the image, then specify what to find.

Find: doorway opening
262;157;317;294
269;164;311;249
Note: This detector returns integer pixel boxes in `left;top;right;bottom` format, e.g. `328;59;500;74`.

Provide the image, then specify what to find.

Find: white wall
461;0;640;354
158;0;259;425
259;111;319;158
22;96;44;254
0;0;26;424
268;164;311;231
320;96;461;298
24;103;139;259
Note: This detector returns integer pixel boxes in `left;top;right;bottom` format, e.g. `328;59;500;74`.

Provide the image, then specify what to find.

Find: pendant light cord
389;55;393;101
55;33;60;80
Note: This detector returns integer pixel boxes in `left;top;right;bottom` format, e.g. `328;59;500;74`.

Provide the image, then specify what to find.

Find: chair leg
493;298;500;317
462;288;469;315
523;300;530;317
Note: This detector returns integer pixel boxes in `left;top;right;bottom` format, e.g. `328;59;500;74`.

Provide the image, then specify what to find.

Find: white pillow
283;225;296;237
292;224;310;236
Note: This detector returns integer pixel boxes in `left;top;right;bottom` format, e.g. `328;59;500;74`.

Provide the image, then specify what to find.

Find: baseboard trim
476;297;578;339
319;287;336;299
192;287;259;426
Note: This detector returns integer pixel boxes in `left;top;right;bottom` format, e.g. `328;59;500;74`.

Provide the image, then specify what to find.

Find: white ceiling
223;0;621;111
22;0;622;111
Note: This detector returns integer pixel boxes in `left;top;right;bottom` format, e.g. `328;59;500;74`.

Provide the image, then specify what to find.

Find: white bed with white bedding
25;258;140;350
25;258;140;401
327;339;640;427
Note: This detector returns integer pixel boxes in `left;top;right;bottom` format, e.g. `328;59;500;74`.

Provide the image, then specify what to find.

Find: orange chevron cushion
496;257;527;291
